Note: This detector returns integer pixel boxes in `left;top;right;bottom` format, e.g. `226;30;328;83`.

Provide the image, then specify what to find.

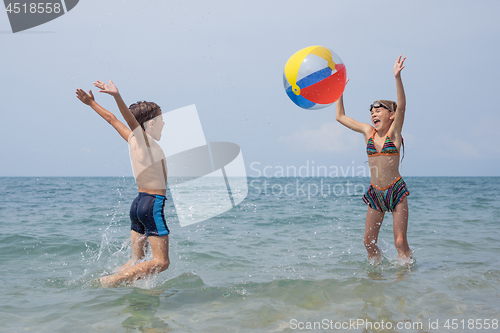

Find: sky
1;0;499;177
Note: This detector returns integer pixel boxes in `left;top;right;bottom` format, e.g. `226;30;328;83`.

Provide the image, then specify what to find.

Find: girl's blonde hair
375;100;397;113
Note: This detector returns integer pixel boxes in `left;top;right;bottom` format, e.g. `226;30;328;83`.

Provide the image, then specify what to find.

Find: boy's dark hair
129;101;161;130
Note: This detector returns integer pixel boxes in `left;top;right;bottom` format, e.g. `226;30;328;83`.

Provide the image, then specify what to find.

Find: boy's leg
131;230;148;261
148;235;170;269
364;207;385;262
117;230;148;271
100;235;169;287
392;196;412;260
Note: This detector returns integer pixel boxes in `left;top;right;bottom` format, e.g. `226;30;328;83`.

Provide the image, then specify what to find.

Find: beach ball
283;46;347;109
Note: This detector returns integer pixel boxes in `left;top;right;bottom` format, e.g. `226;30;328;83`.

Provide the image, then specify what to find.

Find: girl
76;80;170;286
336;56;412;263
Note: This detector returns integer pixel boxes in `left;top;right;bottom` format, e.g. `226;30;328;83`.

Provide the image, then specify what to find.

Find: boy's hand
76;88;95;106
94;80;119;96
394;55;406;77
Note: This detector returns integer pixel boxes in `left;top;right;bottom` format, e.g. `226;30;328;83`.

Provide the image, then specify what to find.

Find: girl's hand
94;80;119;96
76;88;95;106
394;55;406;77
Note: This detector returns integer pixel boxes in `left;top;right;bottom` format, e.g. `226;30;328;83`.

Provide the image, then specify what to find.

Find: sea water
0;177;499;332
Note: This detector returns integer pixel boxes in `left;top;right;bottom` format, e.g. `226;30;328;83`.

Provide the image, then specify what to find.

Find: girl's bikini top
366;130;400;156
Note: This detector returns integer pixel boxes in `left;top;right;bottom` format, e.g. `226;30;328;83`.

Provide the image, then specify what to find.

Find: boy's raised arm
75;88;131;141
94;80;141;132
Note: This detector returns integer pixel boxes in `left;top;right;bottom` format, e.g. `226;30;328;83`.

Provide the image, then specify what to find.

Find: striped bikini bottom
363;176;409;212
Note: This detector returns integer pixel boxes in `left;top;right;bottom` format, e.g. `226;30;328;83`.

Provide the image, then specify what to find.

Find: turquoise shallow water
0;177;499;332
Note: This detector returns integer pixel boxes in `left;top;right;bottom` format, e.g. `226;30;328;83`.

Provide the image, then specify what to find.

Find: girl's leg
364;207;385;262
391;196;412;260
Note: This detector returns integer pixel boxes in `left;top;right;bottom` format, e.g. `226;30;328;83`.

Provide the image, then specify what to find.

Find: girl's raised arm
336;91;372;137
94;80;141;132
391;56;406;133
76;88;131;141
